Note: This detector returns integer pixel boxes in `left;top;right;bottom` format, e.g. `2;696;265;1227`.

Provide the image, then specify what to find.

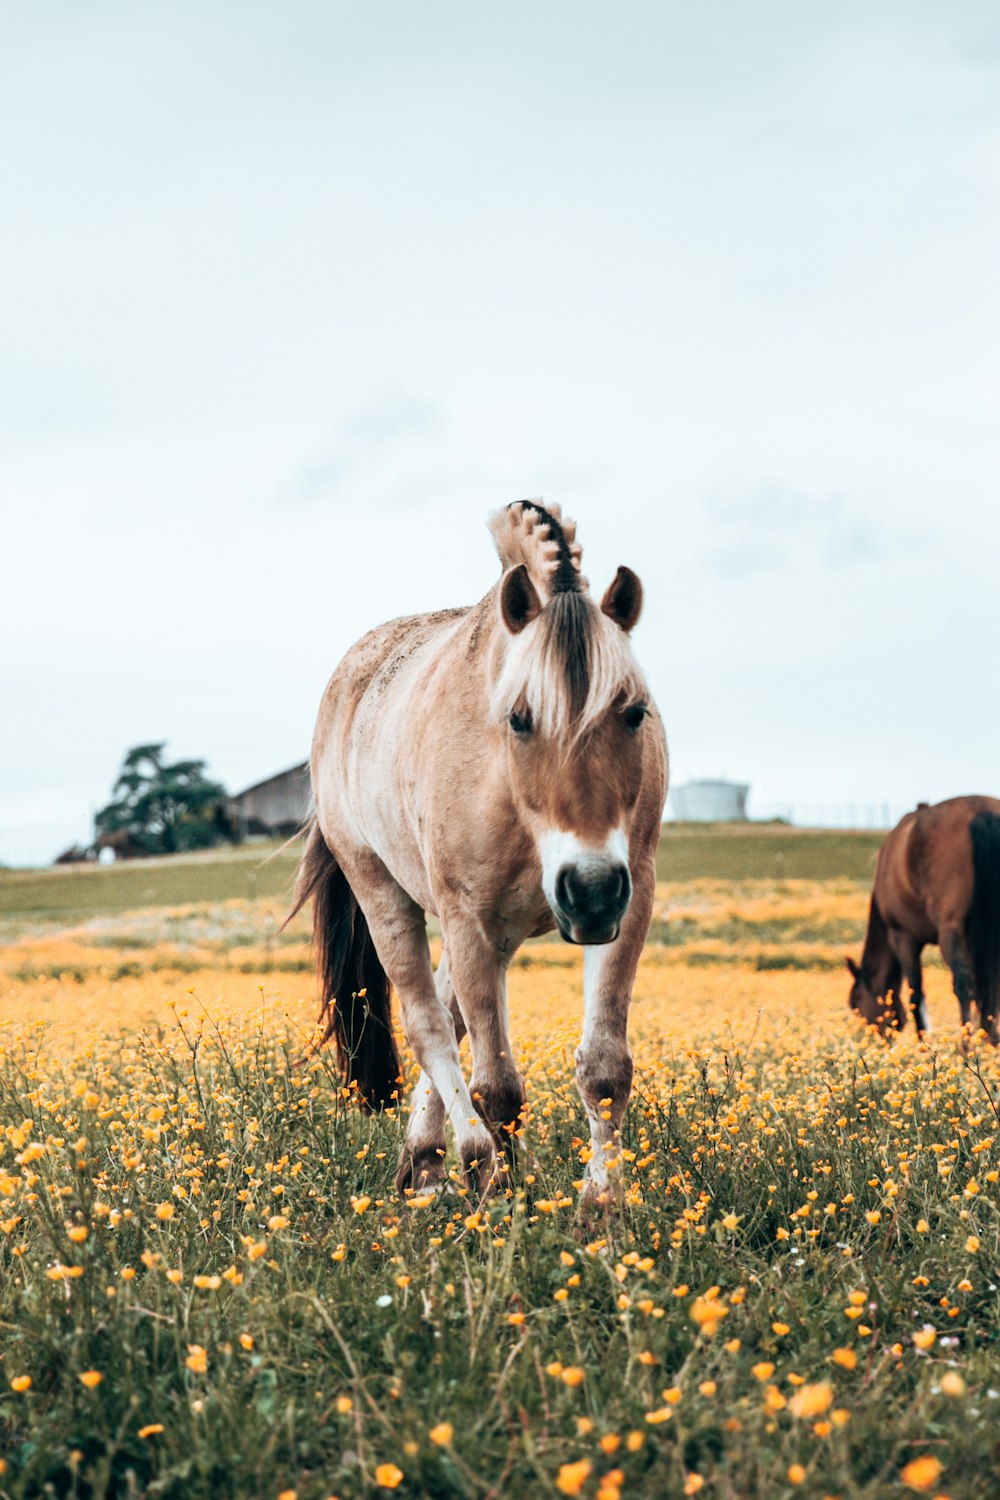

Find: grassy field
0;823;887;922
0;829;997;1498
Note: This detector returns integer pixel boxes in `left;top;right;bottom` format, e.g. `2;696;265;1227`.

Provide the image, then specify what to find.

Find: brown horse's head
845;957;900;1033
491;554;655;945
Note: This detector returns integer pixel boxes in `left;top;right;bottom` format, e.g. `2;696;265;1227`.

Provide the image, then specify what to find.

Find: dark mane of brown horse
856;894;900;1000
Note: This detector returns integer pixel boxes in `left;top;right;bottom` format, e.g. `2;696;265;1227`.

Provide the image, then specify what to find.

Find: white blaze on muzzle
538;828;631;944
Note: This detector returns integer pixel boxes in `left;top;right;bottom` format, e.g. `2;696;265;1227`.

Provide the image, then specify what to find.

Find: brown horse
289;502;667;1206
847;796;1000;1042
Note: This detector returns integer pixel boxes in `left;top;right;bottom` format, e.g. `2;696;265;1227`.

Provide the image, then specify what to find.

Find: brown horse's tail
286;820;401;1109
969;809;1000;1029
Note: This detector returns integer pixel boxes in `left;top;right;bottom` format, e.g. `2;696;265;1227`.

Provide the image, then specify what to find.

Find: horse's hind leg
347;859;496;1194
941;925;977;1037
445;924;526;1159
396;952;466;1193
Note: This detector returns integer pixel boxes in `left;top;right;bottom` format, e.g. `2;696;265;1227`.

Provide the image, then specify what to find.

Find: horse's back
309;606;477;893
316;606;473;741
880;796;1000;938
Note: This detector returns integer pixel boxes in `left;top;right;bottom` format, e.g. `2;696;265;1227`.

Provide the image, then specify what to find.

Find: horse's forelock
490;591;645;744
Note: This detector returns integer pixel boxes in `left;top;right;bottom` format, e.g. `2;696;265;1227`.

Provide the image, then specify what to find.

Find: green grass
0;825;885;924
0;843;300;921
0;1022;998;1498
656;825;884;884
1;831;998;1498
645;916;861;948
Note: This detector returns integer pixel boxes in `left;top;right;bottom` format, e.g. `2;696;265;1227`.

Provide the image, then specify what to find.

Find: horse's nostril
555;866;578;914
556;863;631;918
593;863;629;911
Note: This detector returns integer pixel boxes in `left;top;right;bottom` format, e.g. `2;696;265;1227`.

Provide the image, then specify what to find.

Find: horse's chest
480;884;555;952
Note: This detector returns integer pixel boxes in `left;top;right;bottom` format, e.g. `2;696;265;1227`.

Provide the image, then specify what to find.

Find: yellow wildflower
899;1455;943;1491
555;1460;592;1495
789;1383;833;1419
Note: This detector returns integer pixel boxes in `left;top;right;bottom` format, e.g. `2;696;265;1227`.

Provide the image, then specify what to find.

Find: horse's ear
846;957;861;979
499;564;542;635
601;566;643;633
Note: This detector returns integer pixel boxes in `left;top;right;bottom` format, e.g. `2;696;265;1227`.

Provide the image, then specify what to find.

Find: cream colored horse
290;501;667;1207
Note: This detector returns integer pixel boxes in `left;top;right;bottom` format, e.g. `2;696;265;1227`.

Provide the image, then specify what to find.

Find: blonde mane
488;500;586;597
488;502;646;743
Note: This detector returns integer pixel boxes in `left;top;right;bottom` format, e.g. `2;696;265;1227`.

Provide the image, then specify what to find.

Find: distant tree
95;743;229;856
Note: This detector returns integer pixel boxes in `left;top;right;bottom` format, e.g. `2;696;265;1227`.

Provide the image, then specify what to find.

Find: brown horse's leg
884;981;906;1033
347;861;497;1195
893;938;928;1037
444;925;526;1162
396;952;466;1193
941;925;977;1037
575;863;653;1213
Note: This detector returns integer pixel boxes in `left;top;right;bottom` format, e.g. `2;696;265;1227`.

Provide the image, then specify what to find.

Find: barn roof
230;761;309;801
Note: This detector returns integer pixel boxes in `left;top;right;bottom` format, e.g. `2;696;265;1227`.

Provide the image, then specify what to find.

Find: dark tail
286;820;401;1109
969;810;1000;1028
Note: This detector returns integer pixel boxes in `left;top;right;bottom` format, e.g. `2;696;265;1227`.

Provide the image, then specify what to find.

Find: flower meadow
1;862;999;1498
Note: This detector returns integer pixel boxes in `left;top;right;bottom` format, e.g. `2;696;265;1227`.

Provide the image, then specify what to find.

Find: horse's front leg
893;938;929;1037
445;922;526;1163
576;867;653;1214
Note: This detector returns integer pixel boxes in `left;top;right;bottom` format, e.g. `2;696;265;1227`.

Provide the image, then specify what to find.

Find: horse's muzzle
553;861;632;946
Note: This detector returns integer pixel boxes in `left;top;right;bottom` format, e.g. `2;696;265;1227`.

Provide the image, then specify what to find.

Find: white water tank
671;780;749;822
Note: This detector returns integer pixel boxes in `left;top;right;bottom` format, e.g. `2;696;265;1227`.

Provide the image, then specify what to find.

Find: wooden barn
221;762;312;841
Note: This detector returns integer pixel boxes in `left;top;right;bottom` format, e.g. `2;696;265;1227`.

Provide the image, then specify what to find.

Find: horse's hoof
395;1145;447;1195
460;1130;498;1198
493;1125;527;1178
471;1079;527;1140
578;1179;622;1223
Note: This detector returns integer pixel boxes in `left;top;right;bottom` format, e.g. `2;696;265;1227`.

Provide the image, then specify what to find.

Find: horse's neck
861;899;895;991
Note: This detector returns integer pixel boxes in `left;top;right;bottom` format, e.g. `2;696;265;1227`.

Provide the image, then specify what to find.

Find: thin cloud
702;481;928;577
342;387;440;443
280;386;443;505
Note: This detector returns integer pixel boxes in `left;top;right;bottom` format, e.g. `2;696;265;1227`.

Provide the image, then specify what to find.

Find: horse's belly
364;806;437;915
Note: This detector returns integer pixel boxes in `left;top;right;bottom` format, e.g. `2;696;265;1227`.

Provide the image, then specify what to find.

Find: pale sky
3;2;999;865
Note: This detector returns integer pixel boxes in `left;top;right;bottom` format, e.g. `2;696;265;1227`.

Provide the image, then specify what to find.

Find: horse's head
845;956;897;1032
492;556;654;945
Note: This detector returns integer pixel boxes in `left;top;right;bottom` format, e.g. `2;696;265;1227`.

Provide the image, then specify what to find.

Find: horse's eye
508;709;533;736
623;703;647;732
